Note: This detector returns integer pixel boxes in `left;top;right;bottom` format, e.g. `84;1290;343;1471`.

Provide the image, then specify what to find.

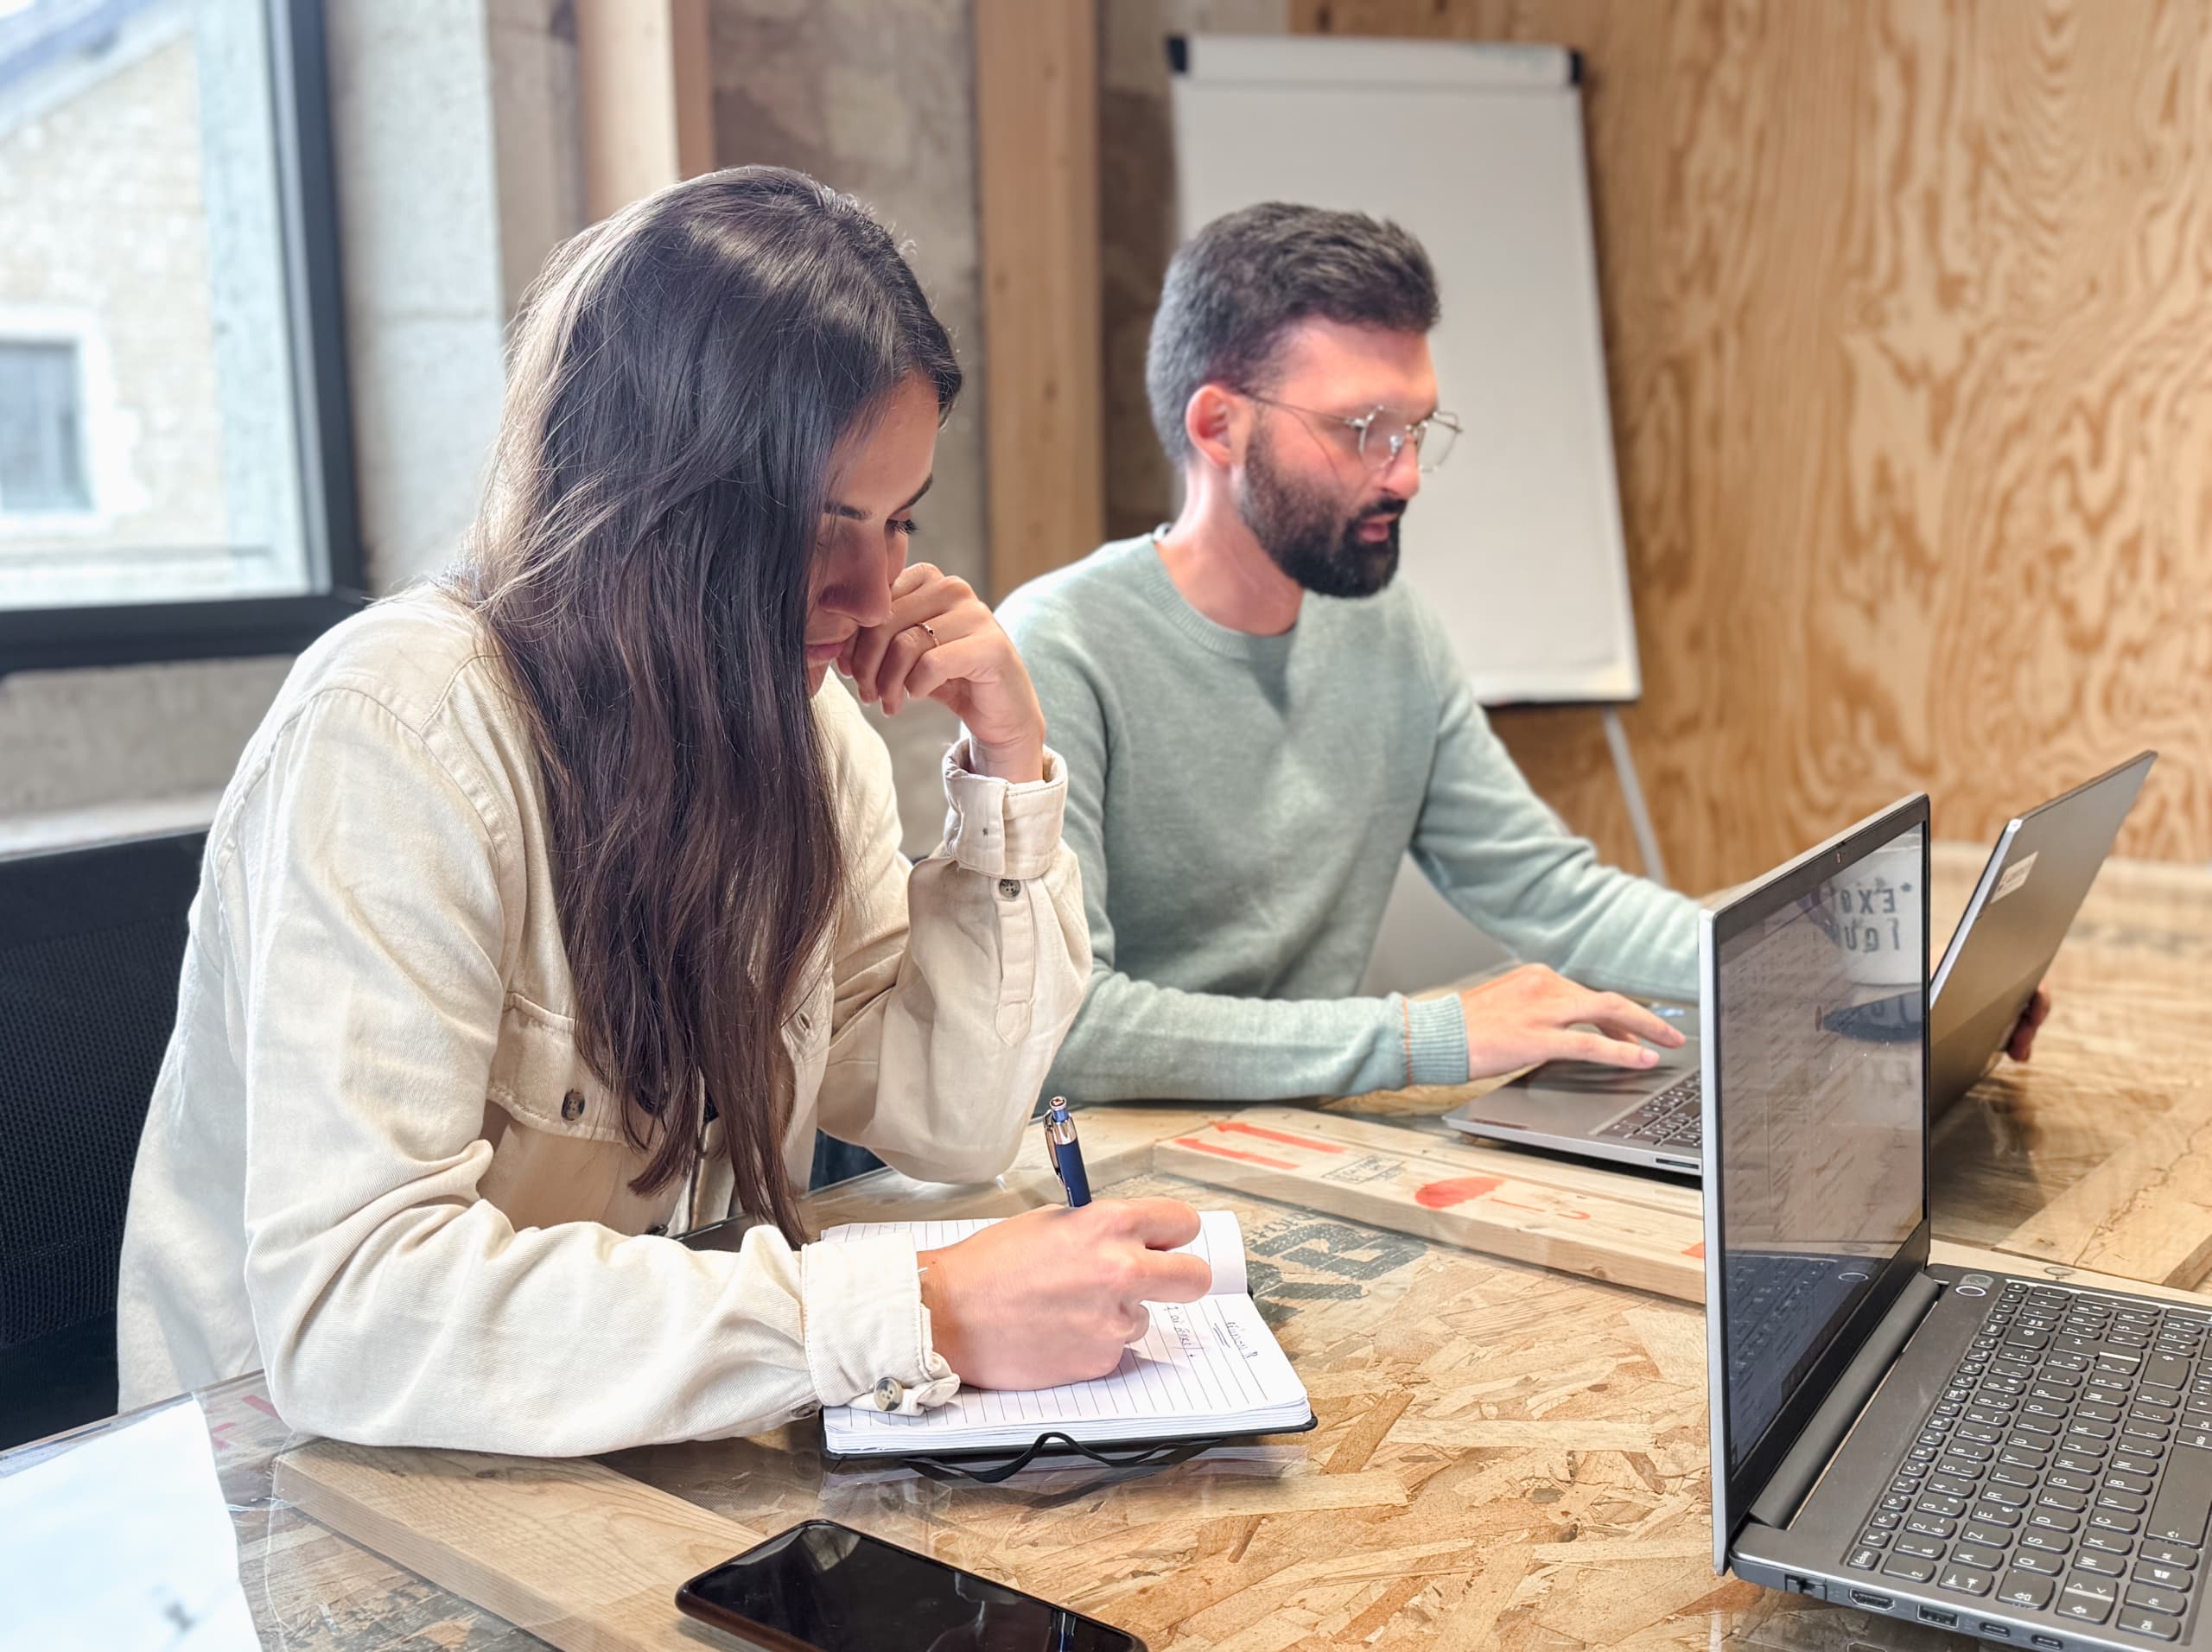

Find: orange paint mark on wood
1414;1175;1504;1210
1214;1120;1345;1153
1683;1242;1706;1259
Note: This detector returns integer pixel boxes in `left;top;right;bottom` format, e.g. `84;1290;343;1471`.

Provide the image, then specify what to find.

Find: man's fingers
1585;994;1687;1048
1553;1030;1662;1070
1107;1196;1204;1249
1124;1249;1214;1304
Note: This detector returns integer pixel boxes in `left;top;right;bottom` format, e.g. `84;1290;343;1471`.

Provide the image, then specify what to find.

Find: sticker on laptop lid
1990;852;2038;905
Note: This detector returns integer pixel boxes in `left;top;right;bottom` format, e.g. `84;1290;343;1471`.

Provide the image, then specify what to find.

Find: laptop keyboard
1597;1073;1701;1148
1848;1279;2211;1640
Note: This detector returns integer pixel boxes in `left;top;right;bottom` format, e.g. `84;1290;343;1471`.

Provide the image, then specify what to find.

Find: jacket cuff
940;742;1068;880
1402;994;1471;1087
798;1234;959;1414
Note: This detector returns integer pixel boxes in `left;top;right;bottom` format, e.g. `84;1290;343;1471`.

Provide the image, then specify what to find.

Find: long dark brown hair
461;168;961;1242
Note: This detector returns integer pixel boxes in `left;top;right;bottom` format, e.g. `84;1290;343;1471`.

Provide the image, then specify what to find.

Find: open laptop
1703;792;2209;1649
1443;751;2156;1178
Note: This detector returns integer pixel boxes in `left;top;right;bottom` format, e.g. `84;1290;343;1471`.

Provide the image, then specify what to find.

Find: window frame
0;0;365;676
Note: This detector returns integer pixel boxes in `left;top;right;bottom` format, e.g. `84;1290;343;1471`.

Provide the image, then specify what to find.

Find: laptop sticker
1990;851;2038;905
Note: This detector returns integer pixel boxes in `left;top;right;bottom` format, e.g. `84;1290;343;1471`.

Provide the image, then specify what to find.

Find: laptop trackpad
1484;1048;1699;1133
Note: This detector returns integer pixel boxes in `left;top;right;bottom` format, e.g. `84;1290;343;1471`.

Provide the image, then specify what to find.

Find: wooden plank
1156;1110;1707;1303
276;1439;763;1652
1991;1083;2212;1287
1250;1108;1702;1218
974;0;1104;597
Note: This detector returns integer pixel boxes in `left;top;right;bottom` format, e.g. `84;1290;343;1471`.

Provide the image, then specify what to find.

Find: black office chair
0;828;204;1450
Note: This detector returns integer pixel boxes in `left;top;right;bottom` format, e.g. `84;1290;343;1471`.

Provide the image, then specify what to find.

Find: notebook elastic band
896;1431;1217;1485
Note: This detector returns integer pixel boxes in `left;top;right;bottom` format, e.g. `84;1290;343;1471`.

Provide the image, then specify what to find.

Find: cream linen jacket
115;588;1089;1454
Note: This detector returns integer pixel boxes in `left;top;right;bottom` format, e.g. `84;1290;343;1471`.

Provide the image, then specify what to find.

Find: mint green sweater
998;536;1699;1102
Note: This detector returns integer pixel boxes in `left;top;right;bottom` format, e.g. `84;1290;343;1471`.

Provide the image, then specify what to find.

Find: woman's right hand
916;1198;1213;1391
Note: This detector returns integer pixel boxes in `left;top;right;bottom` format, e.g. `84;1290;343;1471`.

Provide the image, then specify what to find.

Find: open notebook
816;1210;1312;1458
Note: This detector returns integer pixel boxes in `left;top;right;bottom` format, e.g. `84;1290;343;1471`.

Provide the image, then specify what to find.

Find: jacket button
561;1090;585;1121
872;1376;906;1411
997;879;1021;899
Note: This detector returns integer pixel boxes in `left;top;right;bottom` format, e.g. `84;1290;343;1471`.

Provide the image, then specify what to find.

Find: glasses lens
1419;417;1458;473
1358;416;1414;473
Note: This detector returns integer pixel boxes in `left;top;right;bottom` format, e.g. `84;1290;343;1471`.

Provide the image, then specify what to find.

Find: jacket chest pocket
487;993;631;1143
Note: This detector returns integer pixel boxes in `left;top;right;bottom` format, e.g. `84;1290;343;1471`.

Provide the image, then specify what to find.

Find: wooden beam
575;0;715;222
974;0;1104;599
276;1439;763;1652
1156;1109;1709;1304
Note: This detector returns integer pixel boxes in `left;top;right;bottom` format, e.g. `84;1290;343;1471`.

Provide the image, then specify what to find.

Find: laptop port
1980;1625;2012;1640
1783;1573;1819;1596
1848;1590;1893;1610
2031;1637;2063;1649
1919;1605;1958;1627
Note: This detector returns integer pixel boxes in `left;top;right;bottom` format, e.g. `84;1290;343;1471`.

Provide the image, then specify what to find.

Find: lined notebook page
815;1210;1306;1456
821;1208;1249;1297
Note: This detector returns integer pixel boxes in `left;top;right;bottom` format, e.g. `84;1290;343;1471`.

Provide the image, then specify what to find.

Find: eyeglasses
1246;396;1462;473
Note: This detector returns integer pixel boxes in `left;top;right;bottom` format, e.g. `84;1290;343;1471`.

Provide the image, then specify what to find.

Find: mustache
1357;499;1408;524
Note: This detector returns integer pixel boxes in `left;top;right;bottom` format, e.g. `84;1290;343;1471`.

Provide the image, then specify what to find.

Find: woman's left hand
840;563;1046;783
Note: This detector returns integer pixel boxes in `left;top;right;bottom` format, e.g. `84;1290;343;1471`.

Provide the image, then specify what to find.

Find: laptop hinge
1747;1271;1943;1532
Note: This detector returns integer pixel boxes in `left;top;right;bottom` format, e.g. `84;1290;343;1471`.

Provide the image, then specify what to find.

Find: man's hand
916;1198;1213;1392
2005;988;2051;1063
1459;963;1688;1080
840;562;1047;782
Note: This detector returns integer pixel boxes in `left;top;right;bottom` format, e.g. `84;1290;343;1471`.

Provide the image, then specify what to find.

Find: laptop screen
1714;811;1929;1479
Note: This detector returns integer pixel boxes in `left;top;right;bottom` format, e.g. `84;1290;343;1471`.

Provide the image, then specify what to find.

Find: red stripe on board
1414;1175;1503;1210
1683;1242;1706;1259
1215;1120;1345;1153
1171;1137;1300;1172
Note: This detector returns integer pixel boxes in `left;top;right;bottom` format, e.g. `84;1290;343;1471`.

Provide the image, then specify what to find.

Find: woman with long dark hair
116;168;1210;1452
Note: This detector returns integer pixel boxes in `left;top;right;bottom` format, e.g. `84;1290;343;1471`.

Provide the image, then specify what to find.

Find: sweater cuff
1402;994;1470;1087
798;1234;960;1415
940;741;1068;880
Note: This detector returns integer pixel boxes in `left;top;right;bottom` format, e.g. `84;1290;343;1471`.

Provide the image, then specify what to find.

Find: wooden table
7;845;2209;1651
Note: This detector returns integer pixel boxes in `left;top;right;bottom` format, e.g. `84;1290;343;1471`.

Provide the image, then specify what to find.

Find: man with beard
999;203;2043;1103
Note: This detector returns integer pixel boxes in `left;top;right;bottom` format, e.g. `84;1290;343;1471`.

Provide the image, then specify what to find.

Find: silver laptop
1443;751;2155;1178
1704;792;2208;1648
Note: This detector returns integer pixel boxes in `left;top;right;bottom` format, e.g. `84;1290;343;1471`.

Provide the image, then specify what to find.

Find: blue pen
1044;1096;1091;1208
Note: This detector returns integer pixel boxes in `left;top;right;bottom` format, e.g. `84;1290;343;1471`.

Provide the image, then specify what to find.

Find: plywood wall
1292;0;2212;890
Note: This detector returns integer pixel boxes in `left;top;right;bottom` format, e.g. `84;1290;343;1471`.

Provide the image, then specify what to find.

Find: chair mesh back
0;831;203;1352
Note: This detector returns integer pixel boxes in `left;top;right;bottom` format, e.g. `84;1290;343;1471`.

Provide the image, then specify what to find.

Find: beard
1236;428;1404;599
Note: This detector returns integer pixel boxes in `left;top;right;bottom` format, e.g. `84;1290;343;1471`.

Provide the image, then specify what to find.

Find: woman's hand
840;562;1046;783
1459;963;1688;1079
916;1198;1213;1392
